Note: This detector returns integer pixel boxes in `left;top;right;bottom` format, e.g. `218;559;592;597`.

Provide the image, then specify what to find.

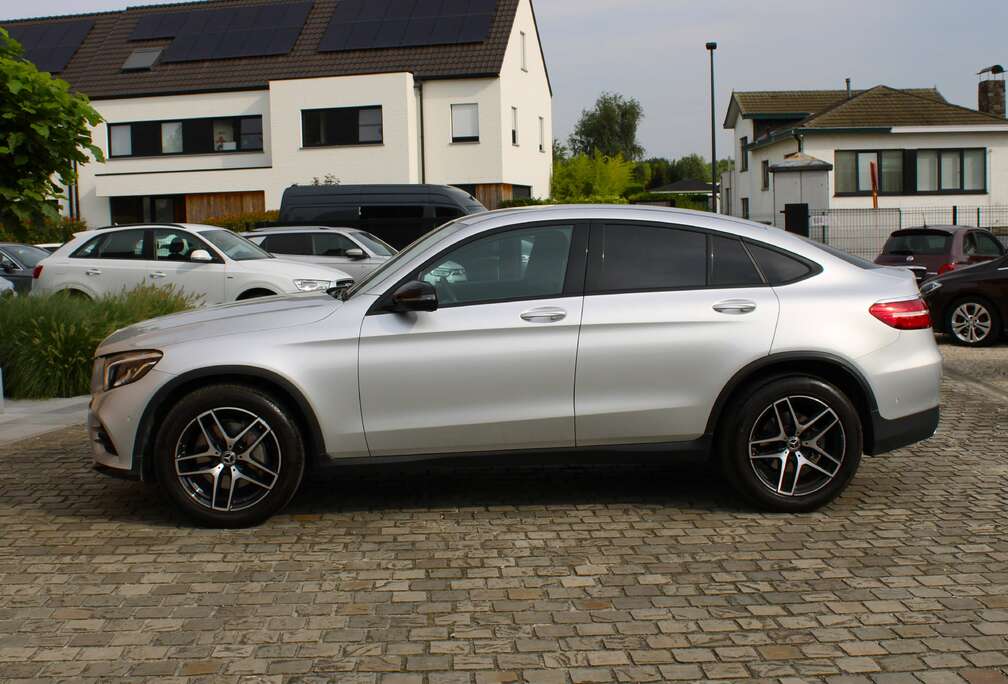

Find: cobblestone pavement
1;341;1007;684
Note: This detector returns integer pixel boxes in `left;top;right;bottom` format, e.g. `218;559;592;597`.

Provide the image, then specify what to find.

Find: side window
588;223;706;293
73;230;147;260
314;233;357;257
0;250;17;270
973;232;1003;257
154;229;212;261
745;241;814;285
710;235;764;287
261;234;313;256
418;225;574;306
71;236;104;259
963;233;977;256
360;205;425;220
435;206;464;220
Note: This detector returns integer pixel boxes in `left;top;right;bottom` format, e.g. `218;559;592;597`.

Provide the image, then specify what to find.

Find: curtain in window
916;151;938;192
940;151;961;190
161;122;182;154
879;151;903;193
834;151;856;193
963;150;985;191
110;125;132;156
856;152;877;192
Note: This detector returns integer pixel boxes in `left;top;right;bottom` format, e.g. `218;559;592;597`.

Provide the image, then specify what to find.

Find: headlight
95;350;163;392
293;279;331;292
919;281;942;296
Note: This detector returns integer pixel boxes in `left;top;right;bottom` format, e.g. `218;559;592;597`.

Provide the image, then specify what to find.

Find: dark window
740;198;749;220
435;206;464;219
972;232;1004;257
154;229;213;261
512;185;533;200
313;233;357;257
761;160;769;191
589;224;706;293
836;148;985;195
108;115;263;157
73;229;148;260
882;232;952;256
302;106;383;147
745;242;814;284
739;136;748;172
260;234;313;256
360;205;424;219
710;235;763;287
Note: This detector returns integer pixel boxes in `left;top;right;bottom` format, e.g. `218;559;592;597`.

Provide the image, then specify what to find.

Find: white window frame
450;103;480;144
538;116;545;153
520;31;528;72
512;107;519;146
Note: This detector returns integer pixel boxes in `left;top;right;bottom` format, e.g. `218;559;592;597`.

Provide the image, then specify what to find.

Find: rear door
257;233;314;265
574;222;780;446
151;229;227;305
66;229;150;296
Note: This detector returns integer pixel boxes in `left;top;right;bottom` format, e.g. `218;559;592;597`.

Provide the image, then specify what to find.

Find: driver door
151;229;227;305
358;223;587;457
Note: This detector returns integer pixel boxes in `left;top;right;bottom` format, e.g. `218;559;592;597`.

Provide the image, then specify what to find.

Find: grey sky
7;0;1008;161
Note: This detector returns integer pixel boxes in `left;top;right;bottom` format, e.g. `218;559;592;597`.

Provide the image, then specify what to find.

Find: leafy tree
551;151;634;201
642;157;678;189
674;153;710;182
552;138;569;164
0;29;103;241
568;92;644;161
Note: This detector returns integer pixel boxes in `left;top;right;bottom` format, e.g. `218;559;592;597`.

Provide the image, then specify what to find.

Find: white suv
33;223;353;304
242;227;395;281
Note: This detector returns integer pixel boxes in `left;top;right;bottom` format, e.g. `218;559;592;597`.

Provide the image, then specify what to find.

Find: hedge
203;210;280;232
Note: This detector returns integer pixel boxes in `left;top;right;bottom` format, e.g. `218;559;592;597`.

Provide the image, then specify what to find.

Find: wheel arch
707;352;878;452
133;366;326;482
236;287;278;300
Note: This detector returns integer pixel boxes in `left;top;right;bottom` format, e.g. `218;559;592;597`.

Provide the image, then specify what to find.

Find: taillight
32;264;43;279
937;262;956;275
869;298;932;330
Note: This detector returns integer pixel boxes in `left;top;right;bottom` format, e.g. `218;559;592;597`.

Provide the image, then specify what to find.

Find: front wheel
154;384;306;527
719;376;862;512
947;297;1001;347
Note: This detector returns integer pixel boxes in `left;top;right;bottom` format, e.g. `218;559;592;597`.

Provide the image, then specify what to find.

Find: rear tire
154;384;305;527
718;375;862;512
946;296;1001;347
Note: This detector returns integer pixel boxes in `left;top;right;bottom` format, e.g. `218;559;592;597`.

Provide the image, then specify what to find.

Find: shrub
0;285;196;399
0;216;88;244
627;192;712;212
551;151;635;201
203;210;280;232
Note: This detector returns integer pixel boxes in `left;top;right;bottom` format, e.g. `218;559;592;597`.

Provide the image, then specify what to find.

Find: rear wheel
154;384;305;527
719;376;862;512
947;297;1001;347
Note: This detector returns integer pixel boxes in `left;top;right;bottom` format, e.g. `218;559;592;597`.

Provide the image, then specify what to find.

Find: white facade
71;0;552;225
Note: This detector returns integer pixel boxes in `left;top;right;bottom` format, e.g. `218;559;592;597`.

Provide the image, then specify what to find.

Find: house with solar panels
2;0;552;225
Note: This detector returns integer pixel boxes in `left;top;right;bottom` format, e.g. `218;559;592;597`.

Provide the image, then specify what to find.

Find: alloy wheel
950;302;992;344
748;395;845;497
174;407;282;512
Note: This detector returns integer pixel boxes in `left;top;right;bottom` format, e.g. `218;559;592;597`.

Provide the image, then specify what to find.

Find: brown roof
724;87;944;128
800;85;1006;128
2;0;526;100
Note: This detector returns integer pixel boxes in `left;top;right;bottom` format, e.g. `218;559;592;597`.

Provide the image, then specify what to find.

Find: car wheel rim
174;407;281;513
748;395;845;497
950;302;992;344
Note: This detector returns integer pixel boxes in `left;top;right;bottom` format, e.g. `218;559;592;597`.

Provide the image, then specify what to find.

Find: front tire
154;384;306;527
947;297;1001;347
719;376;862;512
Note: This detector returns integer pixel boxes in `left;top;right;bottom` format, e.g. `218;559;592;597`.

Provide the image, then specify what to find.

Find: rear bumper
866;405;940;455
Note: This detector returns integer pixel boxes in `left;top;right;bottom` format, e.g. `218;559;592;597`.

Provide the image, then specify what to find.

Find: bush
0;216;88;244
203;210;280;232
551;151;635;201
627;192;712;212
0;285;196;399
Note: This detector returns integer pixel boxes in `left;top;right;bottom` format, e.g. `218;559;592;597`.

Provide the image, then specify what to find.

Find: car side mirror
190;249;213;263
345;248;366;260
390;280;438;313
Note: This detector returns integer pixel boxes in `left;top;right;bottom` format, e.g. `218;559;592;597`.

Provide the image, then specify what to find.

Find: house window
302;106;383;147
520;31;527;71
835;150;903;194
107;115;264;158
511;107;519;145
539;116;545;153
741;198;749;219
761;160;769;191
739;137;748;172
451;103;479;143
836;147;985;195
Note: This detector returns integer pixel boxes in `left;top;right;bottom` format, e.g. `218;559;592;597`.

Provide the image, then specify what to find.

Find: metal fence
807;205;1008;259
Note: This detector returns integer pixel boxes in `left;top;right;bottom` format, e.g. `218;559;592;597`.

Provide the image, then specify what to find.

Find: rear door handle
713;299;757;315
150;271;167;279
520;307;567;323
85;268;102;276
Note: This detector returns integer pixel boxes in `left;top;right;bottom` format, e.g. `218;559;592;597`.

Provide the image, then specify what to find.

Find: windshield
351;230;396;257
345;219;468;298
882;232;952;255
3;244;50;268
201;230;273;261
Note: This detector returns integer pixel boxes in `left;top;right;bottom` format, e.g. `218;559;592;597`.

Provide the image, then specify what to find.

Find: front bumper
866;405;940;455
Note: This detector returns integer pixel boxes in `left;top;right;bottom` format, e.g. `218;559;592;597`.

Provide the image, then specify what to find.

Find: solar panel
129;1;312;63
5;19;94;73
318;0;495;53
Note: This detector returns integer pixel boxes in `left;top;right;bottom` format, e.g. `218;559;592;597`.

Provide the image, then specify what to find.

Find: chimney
845;77;851;98
978;65;1005;118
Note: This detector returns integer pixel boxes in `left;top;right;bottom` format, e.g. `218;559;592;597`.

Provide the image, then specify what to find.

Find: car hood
239;257;353;281
97;293;341;355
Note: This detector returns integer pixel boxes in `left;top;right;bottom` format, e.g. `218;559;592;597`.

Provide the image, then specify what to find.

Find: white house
4;0;553;224
720;81;1008;224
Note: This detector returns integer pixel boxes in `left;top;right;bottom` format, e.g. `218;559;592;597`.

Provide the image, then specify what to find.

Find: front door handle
520;307;567;323
150;271;167;279
713;299;757;315
85;268;102;276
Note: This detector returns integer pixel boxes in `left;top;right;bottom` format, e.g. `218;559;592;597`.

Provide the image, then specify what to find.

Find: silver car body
0;276;14;298
242;227;393;281
89;206;942;476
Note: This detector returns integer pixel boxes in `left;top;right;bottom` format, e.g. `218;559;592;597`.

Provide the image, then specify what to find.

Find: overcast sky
7;0;1008;161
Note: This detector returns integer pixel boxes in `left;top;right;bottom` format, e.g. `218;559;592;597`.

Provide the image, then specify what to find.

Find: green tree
0;29;103;241
552;138;569;164
642;157;678;189
551;151;634;201
674;153;710;182
568;92;644;161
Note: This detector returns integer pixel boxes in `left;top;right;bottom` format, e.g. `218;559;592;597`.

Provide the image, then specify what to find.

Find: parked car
0;276;14;299
0;242;51;295
874;226;1005;282
242;227;395;281
32;223;353;304
88;206;941;527
920;254;1008;346
277;184;486;249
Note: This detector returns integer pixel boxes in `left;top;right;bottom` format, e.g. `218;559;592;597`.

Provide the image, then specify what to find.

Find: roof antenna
845;77;851;98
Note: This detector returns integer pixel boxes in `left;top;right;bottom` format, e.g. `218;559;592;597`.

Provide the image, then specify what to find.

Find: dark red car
874;226;1005;282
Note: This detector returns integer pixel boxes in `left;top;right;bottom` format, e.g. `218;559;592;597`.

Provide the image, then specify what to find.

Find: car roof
892;225;991;236
83;222;227;235
244;226;355;235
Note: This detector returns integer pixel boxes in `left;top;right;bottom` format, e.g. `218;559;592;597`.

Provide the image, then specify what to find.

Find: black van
278;184;487;249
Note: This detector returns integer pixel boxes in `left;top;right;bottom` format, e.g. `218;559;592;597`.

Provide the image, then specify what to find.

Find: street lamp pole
706;41;718;213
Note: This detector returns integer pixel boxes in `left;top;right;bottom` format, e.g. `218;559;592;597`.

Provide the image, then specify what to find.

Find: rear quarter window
745;241;817;284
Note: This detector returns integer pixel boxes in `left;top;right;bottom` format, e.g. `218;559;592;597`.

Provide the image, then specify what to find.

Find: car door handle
713;299;757;315
85;268;102;276
520;307;567;323
150;272;167;279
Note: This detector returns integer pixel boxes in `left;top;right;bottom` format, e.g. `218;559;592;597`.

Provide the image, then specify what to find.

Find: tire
718;375;862;513
154;384;306;527
946;297;1001;347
